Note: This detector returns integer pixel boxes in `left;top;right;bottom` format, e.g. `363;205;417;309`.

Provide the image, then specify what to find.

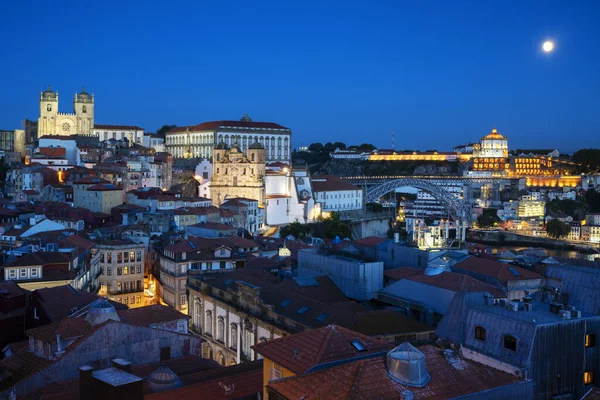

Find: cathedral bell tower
39;85;58;135
73;87;94;134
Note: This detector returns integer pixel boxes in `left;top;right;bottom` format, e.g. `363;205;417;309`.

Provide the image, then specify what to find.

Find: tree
477;208;500;228
281;222;311;239
357;143;376;151
308;142;323;152
586;189;600;213
332;142;347;150
573;148;600;171
156;125;177;136
546;219;571;239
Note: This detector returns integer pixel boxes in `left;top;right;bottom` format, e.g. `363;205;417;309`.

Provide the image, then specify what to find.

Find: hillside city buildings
0;85;600;399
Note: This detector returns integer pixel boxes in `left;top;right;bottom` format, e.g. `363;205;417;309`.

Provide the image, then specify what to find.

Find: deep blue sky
1;1;599;152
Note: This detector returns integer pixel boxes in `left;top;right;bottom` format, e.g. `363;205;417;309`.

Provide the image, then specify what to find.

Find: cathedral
210;141;266;207
37;86;95;136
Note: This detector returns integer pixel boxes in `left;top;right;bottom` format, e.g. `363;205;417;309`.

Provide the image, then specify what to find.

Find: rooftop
267;344;523;400
453;256;542;285
116;304;189;326
252;324;392;374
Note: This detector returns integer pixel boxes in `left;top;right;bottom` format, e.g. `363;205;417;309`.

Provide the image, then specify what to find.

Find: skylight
508;267;521;277
297;306;309;314
351;340;366;352
188;241;196;249
280;299;291;307
224;279;233;285
315;313;328;322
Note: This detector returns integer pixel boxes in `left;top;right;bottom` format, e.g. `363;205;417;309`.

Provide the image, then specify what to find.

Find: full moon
542;40;555;53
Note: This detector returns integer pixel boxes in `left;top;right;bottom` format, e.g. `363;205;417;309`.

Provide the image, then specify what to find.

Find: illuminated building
474;128;508;158
165;115;292;162
38;86;94;135
517;195;545;219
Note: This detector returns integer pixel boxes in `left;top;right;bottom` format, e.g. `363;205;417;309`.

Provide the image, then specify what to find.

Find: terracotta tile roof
0;281;28;299
252;324;393;374
116;304;188;327
94;124;144;130
311;175;361;192
453;256;542;285
38;147;66;158
0;343;52;385
73;176;109;184
268;345;522;400
6;252;72;267
583;387;600;399
165;235;255;253
166;120;289;134
384;267;423;282
58;234;95;252
33;285;121;322
245;256;280;268
87;183;120;191
352;236;387;247
26;317;90;342
188;221;235;231
405;270;506;297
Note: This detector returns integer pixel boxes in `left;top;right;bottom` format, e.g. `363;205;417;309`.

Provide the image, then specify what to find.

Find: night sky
1;0;599;152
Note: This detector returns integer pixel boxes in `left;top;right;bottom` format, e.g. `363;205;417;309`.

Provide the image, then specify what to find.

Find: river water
486;244;600;262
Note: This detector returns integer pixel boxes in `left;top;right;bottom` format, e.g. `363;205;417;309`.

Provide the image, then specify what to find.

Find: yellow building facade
38;86;95;136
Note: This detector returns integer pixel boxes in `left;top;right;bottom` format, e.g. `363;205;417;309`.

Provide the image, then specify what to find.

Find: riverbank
467;230;599;254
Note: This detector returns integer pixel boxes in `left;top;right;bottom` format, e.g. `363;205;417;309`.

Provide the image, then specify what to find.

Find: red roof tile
94;124;144;130
33;285;120;322
352;236;387;247
73;176;109;185
311;175;361;192
406;271;506;297
252;324;393;374
116;304;188;326
167;120;289;134
38;147;66;158
26;317;90;342
268;345;522;400
453;256;542;285
384;267;423;281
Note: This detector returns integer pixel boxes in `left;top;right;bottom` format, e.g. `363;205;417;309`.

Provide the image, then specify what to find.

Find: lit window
586;334;596;348
270;363;282;381
585;371;595;384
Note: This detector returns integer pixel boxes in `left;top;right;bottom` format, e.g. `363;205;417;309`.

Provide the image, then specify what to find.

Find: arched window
205;311;213;336
503;335;517;351
231;324;238;350
47;104;52;112
218;317;225;342
82;105;87;113
251;153;255;162
474;326;486;341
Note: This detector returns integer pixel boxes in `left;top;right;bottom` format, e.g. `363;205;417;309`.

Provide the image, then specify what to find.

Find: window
107;252;112;263
206;312;213;335
47;104;52;111
270;363;282;381
124;252;129;263
137;265;142;274
117;267;122;276
107;267;112;276
585;371;595;384
137;295;141;304
181;295;187;306
130;296;135;304
124;297;129;305
231;324;238;349
220;248;226;255
82;105;87;113
233;176;237;186
503;335;517;351
220;261;226;269
100;267;104;275
586;334;597;348
8;269;16;279
117;253;122;264
123;282;129;292
20;269;27;278
218;318;225;342
475;326;486;341
137;280;142;291
160;347;171;361
124;266;129;275
100;252;105;262
207;262;212;270
137;251;142;262
31;268;38;277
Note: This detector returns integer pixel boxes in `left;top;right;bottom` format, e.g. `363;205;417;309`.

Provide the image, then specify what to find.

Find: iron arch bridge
365;178;473;224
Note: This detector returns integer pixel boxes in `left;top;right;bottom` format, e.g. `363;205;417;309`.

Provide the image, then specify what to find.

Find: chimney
402;390;414;400
111;358;133;373
79;365;94;400
55;334;64;356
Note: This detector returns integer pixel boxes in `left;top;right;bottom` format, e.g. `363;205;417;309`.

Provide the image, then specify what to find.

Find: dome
147;364;184;393
483;128;505;140
249;141;264;149
42;85;57;99
85;298;120;326
386;342;431;387
77;87;92;101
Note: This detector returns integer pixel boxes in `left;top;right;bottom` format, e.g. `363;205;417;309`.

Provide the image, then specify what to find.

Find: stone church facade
210;141;266;207
37;86;95;136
